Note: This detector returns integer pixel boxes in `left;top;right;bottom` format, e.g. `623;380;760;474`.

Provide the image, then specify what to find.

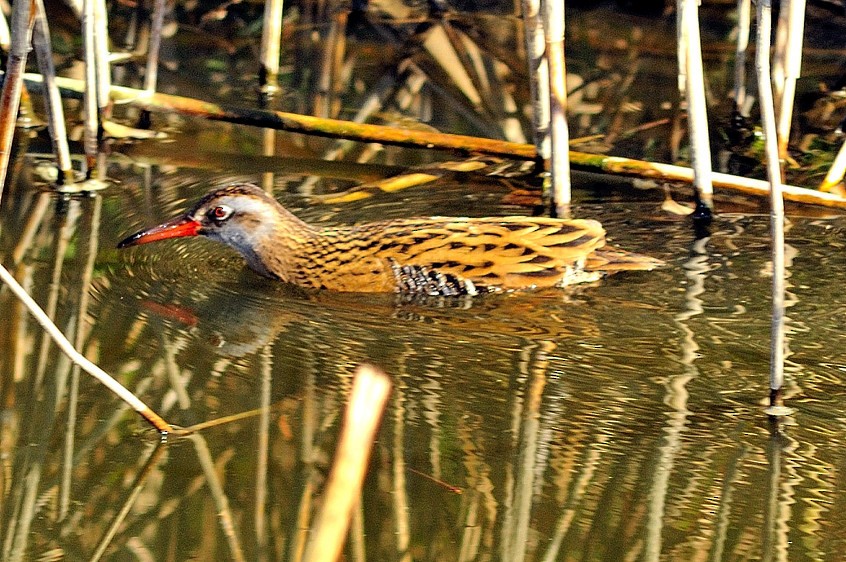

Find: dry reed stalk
82;0;99;173
254;346;273;553
0;8;9;49
32;0;73;184
17;73;846;210
302;365;391;562
520;0;549;164
0;0;35;204
678;0;714;209
819;139;846;192
424;25;483;111
0;263;173;433
144;0;167;95
776;0;806;159
259;0;284;94
754;0;790;415
59;195;101;521
89;443;167;561
94;0;110;115
189;434;247;562
733;0;752;116
543;0;571;215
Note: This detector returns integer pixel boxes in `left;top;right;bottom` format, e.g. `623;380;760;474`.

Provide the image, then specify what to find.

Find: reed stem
543;0;571;215
776;0;806;159
754;0;788;414
82;0;99;174
819;138;846;192
302;365;391;562
520;0;550;163
144;0;167;95
259;0;284;94
32;0;73;184
678;0;714;209
733;0;752;116
0;0;35;204
0;262;174;433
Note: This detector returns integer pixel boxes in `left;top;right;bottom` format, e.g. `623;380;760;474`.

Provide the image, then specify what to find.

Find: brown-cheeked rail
118;183;662;295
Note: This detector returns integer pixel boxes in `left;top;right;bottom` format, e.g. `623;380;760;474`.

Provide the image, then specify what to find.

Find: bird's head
118;184;285;251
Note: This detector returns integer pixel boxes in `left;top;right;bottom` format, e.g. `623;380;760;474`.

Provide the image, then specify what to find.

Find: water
3;2;846;560
4;166;846;560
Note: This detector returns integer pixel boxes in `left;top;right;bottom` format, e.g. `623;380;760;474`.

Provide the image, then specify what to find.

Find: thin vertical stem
259;0;284;94
32;0;74;184
254;345;272;557
59;195;102;520
776;0;806;159
88;443;167;562
0;0;35;203
754;0;788;413
678;0;714;209
189;435;247;562
733;0;752;116
543;0;571;216
520;0;549;164
771;0;790;111
144;0;167;95
82;0;99;174
94;0;111;116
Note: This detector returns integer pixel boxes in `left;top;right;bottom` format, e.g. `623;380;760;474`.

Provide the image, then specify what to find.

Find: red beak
117;215;202;248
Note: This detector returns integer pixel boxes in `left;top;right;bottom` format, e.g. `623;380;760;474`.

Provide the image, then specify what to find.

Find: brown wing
349;216;607;291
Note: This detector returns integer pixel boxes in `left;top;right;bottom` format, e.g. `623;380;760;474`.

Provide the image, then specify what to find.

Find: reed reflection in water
2;163;846;560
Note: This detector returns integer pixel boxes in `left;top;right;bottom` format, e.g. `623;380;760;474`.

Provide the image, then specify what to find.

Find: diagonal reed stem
0;262;173;433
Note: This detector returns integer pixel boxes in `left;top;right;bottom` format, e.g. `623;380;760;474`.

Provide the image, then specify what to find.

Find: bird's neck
250;206;333;284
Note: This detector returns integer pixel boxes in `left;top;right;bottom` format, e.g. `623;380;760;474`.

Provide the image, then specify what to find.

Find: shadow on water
2;1;846;560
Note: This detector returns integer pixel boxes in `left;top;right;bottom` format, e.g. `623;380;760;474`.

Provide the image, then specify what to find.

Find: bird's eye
208;205;233;222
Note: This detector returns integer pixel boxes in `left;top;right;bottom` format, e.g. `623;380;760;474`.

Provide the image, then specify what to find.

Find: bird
118;183;662;296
